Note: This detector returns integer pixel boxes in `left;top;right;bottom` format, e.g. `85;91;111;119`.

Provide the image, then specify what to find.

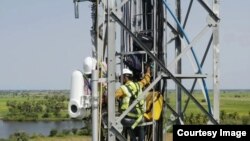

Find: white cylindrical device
68;70;85;119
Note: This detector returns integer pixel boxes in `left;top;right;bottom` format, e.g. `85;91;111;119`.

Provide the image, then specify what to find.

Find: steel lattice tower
72;0;220;141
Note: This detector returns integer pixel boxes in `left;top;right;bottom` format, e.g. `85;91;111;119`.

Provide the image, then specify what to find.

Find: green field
0;90;250;120
0;90;69;120
0;90;249;140
0;94;30;118
166;90;250;117
29;134;173;141
30;135;91;141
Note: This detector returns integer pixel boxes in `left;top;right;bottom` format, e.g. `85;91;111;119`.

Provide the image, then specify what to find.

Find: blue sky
0;0;249;90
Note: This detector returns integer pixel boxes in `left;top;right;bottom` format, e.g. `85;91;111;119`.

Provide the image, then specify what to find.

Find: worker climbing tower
70;0;220;140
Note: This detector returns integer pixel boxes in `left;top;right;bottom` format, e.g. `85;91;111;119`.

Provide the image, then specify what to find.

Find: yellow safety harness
120;81;144;129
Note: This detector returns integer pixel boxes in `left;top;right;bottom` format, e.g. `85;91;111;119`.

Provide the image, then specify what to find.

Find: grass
0;91;69;120
1;90;250;118
29;134;173;141
166;90;250;116
30;135;91;141
0;99;8;117
0;95;29;118
0;90;249;141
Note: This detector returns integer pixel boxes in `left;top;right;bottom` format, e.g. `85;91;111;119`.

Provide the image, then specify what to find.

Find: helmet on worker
120;68;133;84
122;68;133;76
83;56;97;75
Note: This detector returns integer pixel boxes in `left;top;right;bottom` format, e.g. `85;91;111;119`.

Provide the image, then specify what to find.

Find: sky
0;0;249;90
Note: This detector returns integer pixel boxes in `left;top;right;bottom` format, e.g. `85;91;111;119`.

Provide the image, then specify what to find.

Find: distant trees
5;94;67;120
182;111;250;125
44;95;66;118
219;110;250;124
184;113;208;124
9;132;29;141
0;128;91;141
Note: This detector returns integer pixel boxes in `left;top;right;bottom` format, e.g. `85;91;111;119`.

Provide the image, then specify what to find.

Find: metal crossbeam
110;12;218;125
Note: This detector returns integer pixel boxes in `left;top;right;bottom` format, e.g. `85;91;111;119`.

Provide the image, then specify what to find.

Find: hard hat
83;57;97;75
122;68;133;75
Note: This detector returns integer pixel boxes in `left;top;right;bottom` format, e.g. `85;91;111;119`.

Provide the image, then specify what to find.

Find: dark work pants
135;126;145;141
126;127;137;141
121;118;145;141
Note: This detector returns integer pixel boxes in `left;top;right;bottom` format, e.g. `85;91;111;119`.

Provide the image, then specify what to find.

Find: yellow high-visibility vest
120;81;144;129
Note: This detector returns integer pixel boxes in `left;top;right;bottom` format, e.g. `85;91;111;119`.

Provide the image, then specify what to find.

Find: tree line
5;95;67;121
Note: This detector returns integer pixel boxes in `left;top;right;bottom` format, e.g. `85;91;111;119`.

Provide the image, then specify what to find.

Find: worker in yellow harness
115;66;150;141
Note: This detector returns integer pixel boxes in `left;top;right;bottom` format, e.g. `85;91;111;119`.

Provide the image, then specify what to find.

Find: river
0;120;86;139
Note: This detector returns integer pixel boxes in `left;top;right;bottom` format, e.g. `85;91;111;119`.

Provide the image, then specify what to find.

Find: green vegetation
0;90;249;140
30;136;91;141
166;90;250;116
166;90;250;124
0;129;91;141
1;90;250;122
0;90;69;121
